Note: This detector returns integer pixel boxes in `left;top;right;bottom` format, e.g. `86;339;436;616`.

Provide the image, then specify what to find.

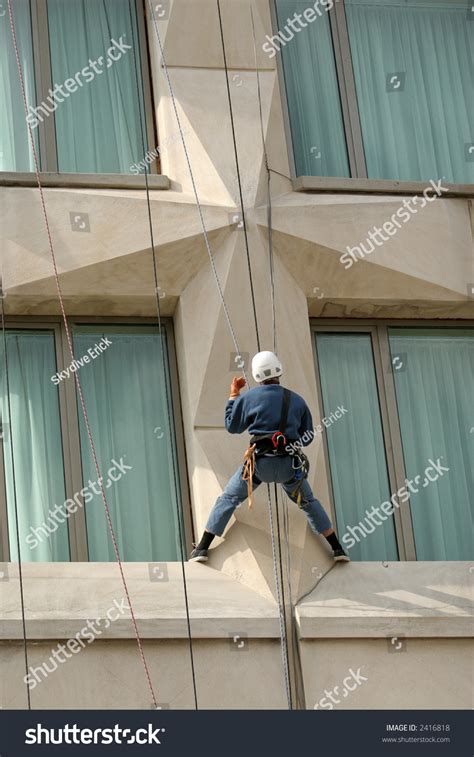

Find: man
190;351;349;563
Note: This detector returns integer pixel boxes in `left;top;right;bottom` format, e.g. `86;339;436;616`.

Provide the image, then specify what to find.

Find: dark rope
273;482;293;708
127;0;198;709
147;0;248;382
265;485;293;707
216;0;293;707
216;0;261;353
249;0;301;707
7;0;158;709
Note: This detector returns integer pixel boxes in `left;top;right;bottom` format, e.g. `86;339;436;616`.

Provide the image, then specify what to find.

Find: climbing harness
242;388;296;507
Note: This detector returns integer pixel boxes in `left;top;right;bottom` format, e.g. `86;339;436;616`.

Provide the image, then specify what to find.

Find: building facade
0;0;472;710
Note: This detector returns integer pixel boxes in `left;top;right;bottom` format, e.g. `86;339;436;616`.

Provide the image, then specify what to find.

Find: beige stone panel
173;230;283;599
1;638;287;709
5;229;232;317
188;225;324;427
261;195;474;299
150;64;237;204
297;562;474;638
192;234;269;427
208;520;279;602
2;636;470;709
148;0;289;209
261;229;474;319
296;525;336;601
301;638;472;709
174;250;234;552
209;509;336;604
151;66;278;207
0;642;30;709
156;0;275;72
0;563;286;709
1;563;282;637
174;232;238;423
1;187;231;291
175;224;336;599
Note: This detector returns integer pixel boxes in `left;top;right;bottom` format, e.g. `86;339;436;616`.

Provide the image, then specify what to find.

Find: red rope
6;0;158;709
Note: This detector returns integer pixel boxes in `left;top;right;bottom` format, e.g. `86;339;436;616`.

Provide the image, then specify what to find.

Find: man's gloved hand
230;376;246;399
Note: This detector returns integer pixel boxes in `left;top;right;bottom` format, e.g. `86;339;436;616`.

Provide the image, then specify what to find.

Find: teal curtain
0;0;39;171
73;327;183;562
0;331;69;561
346;0;474;183
276;0;349;177
315;333;398;560
47;0;146;173
389;328;473;560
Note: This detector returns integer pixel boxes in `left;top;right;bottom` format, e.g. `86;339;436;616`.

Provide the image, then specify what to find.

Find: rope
147;0;249;386
216;0;261;353
249;3;277;353
265;485;292;708
6;0;158;710
126;0;198;709
281;488;307;708
219;0;292;707
145;8;290;711
249;0;301;706
0;288;31;709
148;0;294;708
216;0;294;707
272;482;293;707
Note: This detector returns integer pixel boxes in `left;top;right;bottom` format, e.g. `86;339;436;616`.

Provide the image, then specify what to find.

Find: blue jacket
225;384;313;445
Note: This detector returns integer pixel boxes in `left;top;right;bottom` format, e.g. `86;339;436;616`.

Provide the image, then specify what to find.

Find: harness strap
289;451;310;508
272;388;291;451
280;388;290;436
242;443;257;508
251;388;292;455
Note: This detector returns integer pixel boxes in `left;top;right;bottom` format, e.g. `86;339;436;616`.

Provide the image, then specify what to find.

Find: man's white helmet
251;351;283;383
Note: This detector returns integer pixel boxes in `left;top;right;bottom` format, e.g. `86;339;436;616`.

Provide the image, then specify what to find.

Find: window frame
0;316;193;562
311;318;474;561
272;0;366;181
11;0;157;175
272;0;471;191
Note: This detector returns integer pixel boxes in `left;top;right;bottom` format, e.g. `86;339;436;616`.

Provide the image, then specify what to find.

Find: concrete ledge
0;172;170;190
296;562;474;638
0;562;280;640
293;176;474;197
3;562;472;640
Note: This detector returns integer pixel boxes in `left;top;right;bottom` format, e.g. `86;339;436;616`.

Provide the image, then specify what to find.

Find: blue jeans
205;455;332;537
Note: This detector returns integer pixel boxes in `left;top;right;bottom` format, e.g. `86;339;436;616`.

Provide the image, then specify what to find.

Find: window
275;0;474;184
316;333;398;560
0;321;189;562
0;330;69;560
275;0;350;177
388;328;473;559
73;326;183;562
46;0;147;173
0;0;155;174
313;323;473;561
0;0;39;171
345;0;472;182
